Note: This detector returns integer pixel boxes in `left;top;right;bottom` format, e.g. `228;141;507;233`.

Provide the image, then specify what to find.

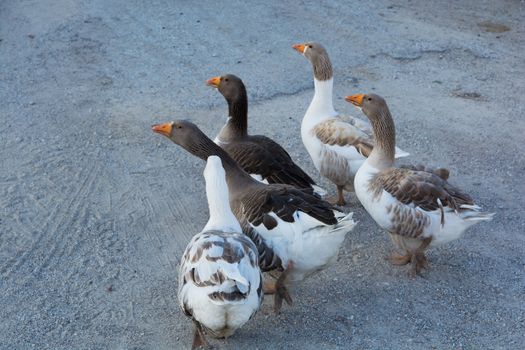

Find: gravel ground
1;0;524;349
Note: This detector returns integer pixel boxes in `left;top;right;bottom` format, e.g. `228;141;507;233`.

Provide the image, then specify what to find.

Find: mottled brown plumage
179;230;263;343
399;164;450;180
369;168;473;214
349;92;493;276
386;203;431;238
313;118;374;157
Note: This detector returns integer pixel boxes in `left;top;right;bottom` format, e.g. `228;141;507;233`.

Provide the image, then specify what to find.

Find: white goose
346;93;494;275
178;156;262;349
293;42;409;206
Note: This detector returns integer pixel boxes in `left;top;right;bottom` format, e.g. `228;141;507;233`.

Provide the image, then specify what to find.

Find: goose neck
366;109;396;169
307;78;336;118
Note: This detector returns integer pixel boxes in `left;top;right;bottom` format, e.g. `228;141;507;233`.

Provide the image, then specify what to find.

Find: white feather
178;156;262;338
202;156;242;233
251;209;355;283
249;173;269;184
312;184;328;197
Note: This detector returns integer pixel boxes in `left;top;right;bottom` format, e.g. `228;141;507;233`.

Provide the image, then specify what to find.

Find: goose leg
388;252;412;266
327;186;346;206
409;252;429;277
415;253;428;270
262;278;276;295
274;262;293;314
191;321;209;350
409;238;432;277
408;253;420;277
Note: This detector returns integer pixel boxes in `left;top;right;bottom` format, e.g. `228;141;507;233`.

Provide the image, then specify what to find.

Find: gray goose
206;74;325;196
178;156;262;349
293;42;409;206
347;93;494;276
152;120;355;312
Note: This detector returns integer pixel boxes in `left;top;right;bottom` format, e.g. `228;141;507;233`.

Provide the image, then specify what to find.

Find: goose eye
367;97;372;101
176;124;182;129
308;45;313;48
224;78;229;82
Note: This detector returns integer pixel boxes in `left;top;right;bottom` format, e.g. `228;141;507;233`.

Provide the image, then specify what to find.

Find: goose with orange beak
206;74;325;196
293;42;409;206
152;120;356;312
346;93;494;276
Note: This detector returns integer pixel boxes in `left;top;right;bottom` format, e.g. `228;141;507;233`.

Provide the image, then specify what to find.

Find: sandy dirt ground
1;0;524;349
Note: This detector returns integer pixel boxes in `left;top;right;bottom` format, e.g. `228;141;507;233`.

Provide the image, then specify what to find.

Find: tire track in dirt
34;158;103;277
29;153;100;277
1;186;62;279
0;136;82;278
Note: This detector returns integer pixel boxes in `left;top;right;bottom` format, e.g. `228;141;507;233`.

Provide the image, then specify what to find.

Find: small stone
453;91;482;100
478;21;510;33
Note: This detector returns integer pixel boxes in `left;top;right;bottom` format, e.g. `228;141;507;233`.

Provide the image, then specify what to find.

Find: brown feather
313;119;374;157
222;136;317;192
369;168;473;213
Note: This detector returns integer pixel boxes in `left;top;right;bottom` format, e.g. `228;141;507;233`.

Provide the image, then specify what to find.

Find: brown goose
178;156;262;349
206;74;326;196
346;93;494;276
152;120;355;312
293;42;409;206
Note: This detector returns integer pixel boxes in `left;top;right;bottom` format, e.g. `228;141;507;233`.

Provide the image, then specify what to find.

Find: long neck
219;93;248;140
203;172;242;233
307;77;336;117
184;132;256;189
366;108;396;169
305;51;336;119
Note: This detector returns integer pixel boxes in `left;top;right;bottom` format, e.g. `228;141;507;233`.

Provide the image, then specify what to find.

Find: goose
293;42;409;206
206;74;325;196
178;155;263;349
346;93;494;276
153;120;355;312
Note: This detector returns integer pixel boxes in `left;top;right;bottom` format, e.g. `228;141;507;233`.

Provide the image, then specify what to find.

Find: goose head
292;42;333;81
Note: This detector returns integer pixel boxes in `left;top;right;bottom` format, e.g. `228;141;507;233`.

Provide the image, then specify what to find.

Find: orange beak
292;43;306;54
345;94;365;107
206;76;221;88
151;122;173;137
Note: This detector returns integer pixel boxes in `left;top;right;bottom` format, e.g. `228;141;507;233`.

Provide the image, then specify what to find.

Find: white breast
354;161;397;228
